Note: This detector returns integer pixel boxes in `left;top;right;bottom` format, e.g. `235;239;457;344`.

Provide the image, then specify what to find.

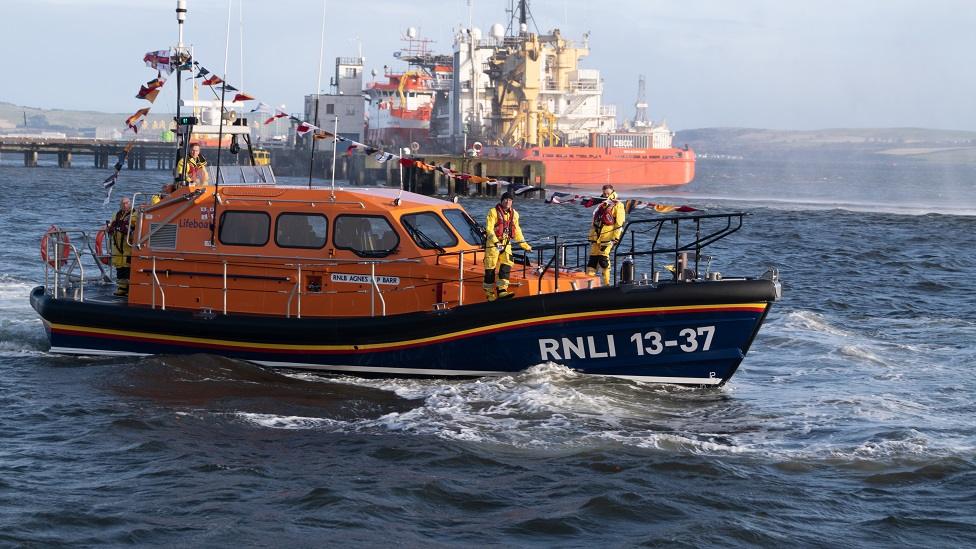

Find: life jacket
593;192;619;230
494;205;514;241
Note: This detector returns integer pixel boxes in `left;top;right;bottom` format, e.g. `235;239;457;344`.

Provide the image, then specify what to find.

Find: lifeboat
29;3;780;386
31;175;780;386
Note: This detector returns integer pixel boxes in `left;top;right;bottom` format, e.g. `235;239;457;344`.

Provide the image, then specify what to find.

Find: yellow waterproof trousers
483;244;514;298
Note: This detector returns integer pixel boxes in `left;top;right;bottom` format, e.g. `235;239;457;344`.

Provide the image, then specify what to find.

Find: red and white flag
143;50;173;74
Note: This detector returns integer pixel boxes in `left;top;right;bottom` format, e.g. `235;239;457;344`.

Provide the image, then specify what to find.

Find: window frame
332;214;401;258
217;210;270;247
400;211;460;250
274;212;329;250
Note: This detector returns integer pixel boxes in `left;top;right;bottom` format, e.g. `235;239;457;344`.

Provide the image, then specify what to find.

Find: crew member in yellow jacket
484;192;531;301
175;143;209;186
108;196;133;296
586;184;626;286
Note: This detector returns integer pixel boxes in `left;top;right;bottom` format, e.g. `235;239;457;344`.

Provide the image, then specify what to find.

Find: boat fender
39;225;70;268
94;229;110;265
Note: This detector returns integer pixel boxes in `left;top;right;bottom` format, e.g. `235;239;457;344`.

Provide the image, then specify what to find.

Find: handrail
369;263;386;317
150;256;166;310
614;212;746;284
45;230;88;301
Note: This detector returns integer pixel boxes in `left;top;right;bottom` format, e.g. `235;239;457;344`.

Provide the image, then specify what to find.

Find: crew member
175;143;209;185
108;197;133;296
483;192;531;301
586;184;626;286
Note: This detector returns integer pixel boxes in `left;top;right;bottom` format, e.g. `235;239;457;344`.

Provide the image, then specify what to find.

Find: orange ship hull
533;146;695;189
486;146;696;189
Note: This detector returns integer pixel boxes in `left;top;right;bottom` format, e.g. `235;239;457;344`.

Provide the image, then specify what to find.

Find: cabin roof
215;185;457;211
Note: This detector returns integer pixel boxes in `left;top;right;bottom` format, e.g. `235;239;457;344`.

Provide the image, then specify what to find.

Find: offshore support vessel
29;0;778;386
382;0;696;189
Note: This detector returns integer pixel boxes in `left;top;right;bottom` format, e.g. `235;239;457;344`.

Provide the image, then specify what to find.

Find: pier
0;137;177;170
0;137;546;197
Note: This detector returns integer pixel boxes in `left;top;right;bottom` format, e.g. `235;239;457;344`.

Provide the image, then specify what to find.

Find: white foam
236;412;347;430
0;274;46;355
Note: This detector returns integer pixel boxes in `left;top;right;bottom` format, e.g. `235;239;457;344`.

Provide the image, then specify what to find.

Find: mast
175;0;185;147
175;0;191;186
308;0;327;188
330;115;338;198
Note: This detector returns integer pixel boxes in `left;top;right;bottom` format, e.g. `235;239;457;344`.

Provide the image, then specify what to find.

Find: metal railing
42;227;115;301
613;212;745;284
39;213;750;315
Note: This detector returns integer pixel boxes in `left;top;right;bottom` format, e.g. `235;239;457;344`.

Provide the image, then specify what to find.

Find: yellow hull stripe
49;302;768;353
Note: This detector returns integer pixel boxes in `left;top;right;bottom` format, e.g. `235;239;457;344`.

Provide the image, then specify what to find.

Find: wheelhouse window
333;215;399;257
401;212;459;249
443;209;485;246
218;211;269;246
276;213;328;249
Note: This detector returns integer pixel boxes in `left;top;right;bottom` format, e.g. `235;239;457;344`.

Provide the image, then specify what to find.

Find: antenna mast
633;74;649;128
175;0;187;133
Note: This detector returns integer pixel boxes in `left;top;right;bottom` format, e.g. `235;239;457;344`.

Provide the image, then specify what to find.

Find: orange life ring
40;225;70;268
94;229;110;265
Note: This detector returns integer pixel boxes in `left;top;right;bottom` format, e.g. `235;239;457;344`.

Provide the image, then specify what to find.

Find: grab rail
614;212;745;284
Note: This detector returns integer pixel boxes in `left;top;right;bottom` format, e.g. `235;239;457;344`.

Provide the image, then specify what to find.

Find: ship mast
633;74;649;128
175;0;191;186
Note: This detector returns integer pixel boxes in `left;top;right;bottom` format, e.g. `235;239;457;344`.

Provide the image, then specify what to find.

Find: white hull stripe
50;347;151;357
47;348;724;385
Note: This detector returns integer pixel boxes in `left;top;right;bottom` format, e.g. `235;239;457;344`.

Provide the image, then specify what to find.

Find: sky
2;0;975;131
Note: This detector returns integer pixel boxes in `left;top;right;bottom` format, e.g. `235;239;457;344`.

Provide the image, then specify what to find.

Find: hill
676;127;976;163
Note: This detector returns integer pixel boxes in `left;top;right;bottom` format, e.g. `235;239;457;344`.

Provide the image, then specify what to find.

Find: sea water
0;155;974;546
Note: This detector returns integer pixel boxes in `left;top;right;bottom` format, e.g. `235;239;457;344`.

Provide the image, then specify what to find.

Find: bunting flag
101;173;118;205
509;182;540;196
124;107;150;133
172;57;698;207
312;128;335;140
143;50;173;74
263;111;288;125
135;77;166;102
102;142;135;205
113;143;134;171
295;122;317;136
546;192;577;204
545;192;697;212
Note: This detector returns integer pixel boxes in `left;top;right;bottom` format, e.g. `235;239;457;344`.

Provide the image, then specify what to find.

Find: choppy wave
0;274;46;355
